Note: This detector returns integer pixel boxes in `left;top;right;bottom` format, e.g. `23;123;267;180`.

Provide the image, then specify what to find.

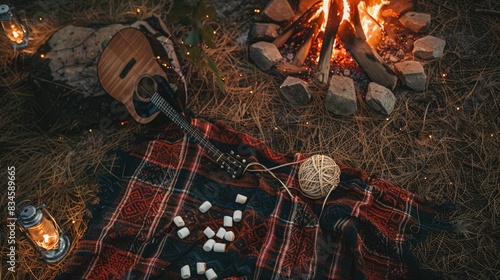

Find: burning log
273;1;323;48
349;0;366;41
338;20;397;90
292;12;323;66
316;0;343;84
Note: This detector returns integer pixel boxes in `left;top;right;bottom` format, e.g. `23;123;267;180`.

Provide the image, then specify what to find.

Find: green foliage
167;0;224;93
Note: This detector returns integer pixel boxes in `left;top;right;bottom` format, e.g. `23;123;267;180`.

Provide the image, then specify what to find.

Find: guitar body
98;28;182;124
98;28;247;178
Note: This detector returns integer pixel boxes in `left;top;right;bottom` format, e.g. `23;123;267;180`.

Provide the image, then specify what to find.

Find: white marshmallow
196;262;206;274
203;239;215;252
213;242;226;253
223;216;233;227
173;216;185;227
181;264;191;279
199;201;212;213
224;231;235;242
233;210;242;222
177;227;190;239
203;226;215;238
205;268;218;280
215;227;226;239
235;194;247;204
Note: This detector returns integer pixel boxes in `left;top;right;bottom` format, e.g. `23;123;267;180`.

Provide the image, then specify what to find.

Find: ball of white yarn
298;155;340;199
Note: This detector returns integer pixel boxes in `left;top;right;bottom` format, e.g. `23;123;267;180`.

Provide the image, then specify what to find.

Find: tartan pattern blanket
58;118;452;280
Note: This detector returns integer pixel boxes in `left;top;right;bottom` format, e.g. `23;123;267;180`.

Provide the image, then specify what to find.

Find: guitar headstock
219;151;247;179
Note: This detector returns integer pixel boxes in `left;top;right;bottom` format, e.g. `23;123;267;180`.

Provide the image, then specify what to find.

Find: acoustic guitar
98;28;246;178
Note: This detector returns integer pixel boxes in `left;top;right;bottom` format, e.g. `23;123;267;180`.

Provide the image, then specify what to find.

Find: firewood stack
248;0;446;116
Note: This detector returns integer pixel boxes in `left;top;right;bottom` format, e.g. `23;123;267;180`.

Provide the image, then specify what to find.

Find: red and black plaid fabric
58;118;452;280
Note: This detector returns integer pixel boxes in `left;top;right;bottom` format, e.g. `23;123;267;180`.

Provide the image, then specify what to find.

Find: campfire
252;0;420;86
250;0;444;113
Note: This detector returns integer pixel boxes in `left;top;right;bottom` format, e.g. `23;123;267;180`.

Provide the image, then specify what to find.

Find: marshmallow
203;239;215;252
173;216;185;227
199;201;212;213
213;242;226;253
215;227;226;239
203;226;216;238
223;216;233;227
235;194;247;204
181;264;191;279
233;210;242;222
196;262;206;274
224;231;235;242
177;227;190;239
205;268;218;280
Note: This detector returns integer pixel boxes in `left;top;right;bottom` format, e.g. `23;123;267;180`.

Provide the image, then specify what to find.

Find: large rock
365;83;397;115
413;35;446;59
249;22;280;41
249;41;283;71
399;12;431;33
325;75;357;116
394;61;427;91
262;0;295;22
280;76;311;106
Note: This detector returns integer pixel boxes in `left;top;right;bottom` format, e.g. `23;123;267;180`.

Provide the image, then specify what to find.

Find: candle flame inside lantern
27;215;60;250
1;17;26;44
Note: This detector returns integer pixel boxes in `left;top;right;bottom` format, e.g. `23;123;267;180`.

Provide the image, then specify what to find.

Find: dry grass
1;0;499;279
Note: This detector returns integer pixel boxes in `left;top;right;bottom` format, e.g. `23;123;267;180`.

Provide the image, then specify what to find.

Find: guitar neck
150;93;224;162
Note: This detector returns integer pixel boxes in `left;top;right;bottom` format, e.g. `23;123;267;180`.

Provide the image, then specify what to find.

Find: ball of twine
298;155;340;199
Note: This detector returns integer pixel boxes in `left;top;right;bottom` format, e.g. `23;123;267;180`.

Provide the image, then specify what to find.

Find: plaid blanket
58;118;452;280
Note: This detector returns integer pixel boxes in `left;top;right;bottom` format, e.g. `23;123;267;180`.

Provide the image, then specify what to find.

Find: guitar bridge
119;58;136;79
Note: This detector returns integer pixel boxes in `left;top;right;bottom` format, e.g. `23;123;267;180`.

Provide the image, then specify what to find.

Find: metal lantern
18;204;70;263
0;3;28;49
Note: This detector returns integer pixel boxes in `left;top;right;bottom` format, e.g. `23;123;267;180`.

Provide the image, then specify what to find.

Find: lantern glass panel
1;18;26;43
25;213;60;250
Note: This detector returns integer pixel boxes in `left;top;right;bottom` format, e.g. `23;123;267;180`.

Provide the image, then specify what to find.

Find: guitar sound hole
136;76;157;101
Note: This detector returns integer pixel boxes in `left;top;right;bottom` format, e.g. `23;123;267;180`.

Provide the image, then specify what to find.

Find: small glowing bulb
239;74;243;77
456;107;460;110
136;8;141;14
385;118;389;121
305;121;310;125
186;51;190;56
38;17;43;21
249;90;253;94
449;182;453;186
213;30;216;35
423;177;427;180
491;134;494;137
428;134;433;139
162;62;167;67
254;9;260;13
274;127;278;131
442;73;447;78
72;220;76;224
89;128;93;133
40;54;45;58
156;56;160;59
120;121;126;126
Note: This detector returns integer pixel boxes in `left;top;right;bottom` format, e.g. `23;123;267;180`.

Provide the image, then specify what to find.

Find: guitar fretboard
150;93;224;162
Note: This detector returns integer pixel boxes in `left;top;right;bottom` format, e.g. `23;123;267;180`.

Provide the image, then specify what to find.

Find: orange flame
317;0;385;47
